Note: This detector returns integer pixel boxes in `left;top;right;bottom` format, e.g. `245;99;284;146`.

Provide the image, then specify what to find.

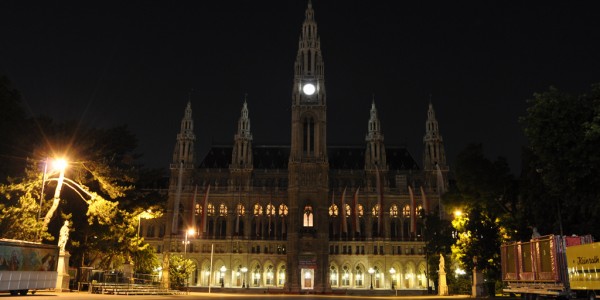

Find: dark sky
1;1;600;173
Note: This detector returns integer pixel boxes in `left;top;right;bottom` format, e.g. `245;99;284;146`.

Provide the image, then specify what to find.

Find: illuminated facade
144;1;448;294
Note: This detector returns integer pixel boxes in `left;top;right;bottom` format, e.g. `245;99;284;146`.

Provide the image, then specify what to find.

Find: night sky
1;1;600;174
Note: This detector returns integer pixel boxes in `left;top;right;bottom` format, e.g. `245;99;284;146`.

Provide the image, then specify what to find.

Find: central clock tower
287;0;330;293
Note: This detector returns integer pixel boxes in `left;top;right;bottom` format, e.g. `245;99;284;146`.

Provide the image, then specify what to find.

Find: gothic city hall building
145;1;448;294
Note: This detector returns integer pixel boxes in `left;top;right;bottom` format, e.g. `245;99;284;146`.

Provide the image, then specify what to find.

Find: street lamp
220;266;226;288
368;267;375;290
183;228;195;255
183;229;194;294
41;158;68;232
241;267;248;288
389;267;397;295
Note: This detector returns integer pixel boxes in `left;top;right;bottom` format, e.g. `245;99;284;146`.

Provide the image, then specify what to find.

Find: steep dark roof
327;146;420;170
198;145;419;170
198;145;290;169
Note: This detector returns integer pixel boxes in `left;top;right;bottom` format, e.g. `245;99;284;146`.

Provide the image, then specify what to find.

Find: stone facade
143;1;448;294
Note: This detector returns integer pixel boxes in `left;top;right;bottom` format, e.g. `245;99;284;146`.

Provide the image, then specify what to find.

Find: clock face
302;83;316;96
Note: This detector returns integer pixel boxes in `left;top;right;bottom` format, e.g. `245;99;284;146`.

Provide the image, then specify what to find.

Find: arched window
277;266;286;286
219;203;228;216
390;204;399;218
371;204;380;217
266;204;276;216
278;204;288;216
355;266;364;287
237;204;245;216
357;204;364;217
341;265;351;287
373;266;381;288
303;116;315;155
303;205;313;227
207;203;215;216
254;203;263;216
402;204;410;218
329;204;338;217
253;265;261;287
265;264;274;286
330;265;338;287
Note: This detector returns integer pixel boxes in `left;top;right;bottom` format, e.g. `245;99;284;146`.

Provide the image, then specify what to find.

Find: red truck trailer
501;234;599;300
0;239;59;295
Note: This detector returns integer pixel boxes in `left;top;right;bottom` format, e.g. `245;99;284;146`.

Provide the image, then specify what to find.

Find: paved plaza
0;291;513;300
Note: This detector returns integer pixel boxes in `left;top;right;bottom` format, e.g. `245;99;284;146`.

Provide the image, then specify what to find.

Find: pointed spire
231;96;253;170
423;101;446;170
365;99;386;170
367;99;382;139
172;100;195;168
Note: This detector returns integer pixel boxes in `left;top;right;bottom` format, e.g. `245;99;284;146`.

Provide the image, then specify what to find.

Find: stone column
472;267;484;297
55;251;71;292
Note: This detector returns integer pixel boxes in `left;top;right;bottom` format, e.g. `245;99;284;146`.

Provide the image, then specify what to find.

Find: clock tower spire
287;0;329;294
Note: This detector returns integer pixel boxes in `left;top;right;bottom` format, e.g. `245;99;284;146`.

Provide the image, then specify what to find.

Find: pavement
0;291;518;300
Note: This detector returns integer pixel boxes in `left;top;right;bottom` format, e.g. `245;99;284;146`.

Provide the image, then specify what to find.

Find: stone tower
166;101;196;236
287;0;330;293
423;102;448;198
365;100;387;171
230;98;254;191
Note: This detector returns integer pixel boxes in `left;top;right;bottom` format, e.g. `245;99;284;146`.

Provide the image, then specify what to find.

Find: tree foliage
443;144;517;280
168;254;195;290
0;76;28;181
521;84;600;238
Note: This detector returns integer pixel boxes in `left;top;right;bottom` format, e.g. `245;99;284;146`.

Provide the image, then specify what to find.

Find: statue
58;220;70;252
438;253;448;295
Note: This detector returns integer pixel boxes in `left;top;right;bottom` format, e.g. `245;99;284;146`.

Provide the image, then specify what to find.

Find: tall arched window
303;116;315;155
390;204;399;240
303;205;313;227
235;204;245;236
341;265;351;287
355;266;364;287
266;204;276;239
279;204;289;239
330;265;338;287
277;265;286;286
253;204;263;238
265;264;274;286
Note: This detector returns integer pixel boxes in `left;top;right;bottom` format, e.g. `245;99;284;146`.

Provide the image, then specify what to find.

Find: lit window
219;203;228;216
237;203;245;216
266;204;276;217
207;203;215;216
402;204;410;218
345;204;351;217
303;205;313;227
330;265;338;286
341;265;350;286
371;204;380;217
329;204;338;217
278;204;289;216
390;204;399;218
254;203;263;216
357;204;364;217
